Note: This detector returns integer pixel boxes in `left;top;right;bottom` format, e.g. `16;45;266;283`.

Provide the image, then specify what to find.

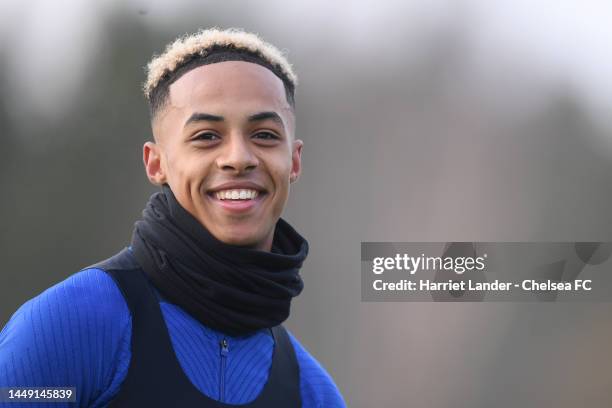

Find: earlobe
143;141;166;185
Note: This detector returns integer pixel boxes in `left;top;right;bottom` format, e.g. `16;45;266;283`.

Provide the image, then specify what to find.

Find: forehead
167;61;290;112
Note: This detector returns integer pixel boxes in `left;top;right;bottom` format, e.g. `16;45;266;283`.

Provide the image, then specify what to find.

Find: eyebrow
184;112;224;127
247;111;284;128
183;111;285;129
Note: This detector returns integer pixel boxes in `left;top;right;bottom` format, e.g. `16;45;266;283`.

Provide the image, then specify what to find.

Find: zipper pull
220;338;229;356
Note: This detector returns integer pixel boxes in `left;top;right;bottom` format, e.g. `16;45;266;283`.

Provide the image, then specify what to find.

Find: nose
215;135;259;174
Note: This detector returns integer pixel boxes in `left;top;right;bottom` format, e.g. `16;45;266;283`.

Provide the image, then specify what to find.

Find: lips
207;181;267;195
206;182;268;213
214;189;259;200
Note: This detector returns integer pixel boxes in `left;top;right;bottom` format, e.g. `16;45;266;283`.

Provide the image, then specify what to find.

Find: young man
0;28;346;407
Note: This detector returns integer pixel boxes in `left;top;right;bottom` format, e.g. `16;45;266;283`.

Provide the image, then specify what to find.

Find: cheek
270;156;293;188
165;148;211;195
167;146;199;175
269;158;293;211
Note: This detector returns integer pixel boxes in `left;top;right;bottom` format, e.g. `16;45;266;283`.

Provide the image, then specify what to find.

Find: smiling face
143;61;303;251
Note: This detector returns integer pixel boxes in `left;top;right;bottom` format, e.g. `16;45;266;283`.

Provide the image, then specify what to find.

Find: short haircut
143;28;298;120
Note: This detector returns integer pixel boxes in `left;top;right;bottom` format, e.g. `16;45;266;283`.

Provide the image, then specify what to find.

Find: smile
214;189;259;200
207;185;268;214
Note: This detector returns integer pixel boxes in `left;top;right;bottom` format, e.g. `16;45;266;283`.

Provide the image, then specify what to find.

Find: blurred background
1;0;612;406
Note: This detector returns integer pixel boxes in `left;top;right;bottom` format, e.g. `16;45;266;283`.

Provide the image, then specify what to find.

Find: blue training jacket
0;250;346;407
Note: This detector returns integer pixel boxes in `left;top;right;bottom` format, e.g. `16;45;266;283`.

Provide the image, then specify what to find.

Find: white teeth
214;189;259;200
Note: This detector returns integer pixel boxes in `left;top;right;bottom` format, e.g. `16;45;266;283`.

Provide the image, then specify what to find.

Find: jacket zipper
219;338;229;402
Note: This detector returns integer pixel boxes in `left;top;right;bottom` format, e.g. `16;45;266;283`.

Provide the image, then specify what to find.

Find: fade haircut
143;28;298;120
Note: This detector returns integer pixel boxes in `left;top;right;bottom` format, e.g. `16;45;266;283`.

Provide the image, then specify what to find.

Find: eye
252;131;280;141
193;132;220;141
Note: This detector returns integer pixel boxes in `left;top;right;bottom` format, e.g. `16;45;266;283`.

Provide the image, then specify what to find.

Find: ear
289;139;303;183
143;141;167;185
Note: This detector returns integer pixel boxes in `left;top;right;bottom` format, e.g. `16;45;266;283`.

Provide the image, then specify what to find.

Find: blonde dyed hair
143;27;297;101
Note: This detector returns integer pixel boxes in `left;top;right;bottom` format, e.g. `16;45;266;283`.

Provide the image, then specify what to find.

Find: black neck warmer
130;184;308;337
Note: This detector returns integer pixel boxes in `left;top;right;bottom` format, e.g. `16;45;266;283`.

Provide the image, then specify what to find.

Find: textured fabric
132;184;307;336
0;267;346;408
100;250;300;407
